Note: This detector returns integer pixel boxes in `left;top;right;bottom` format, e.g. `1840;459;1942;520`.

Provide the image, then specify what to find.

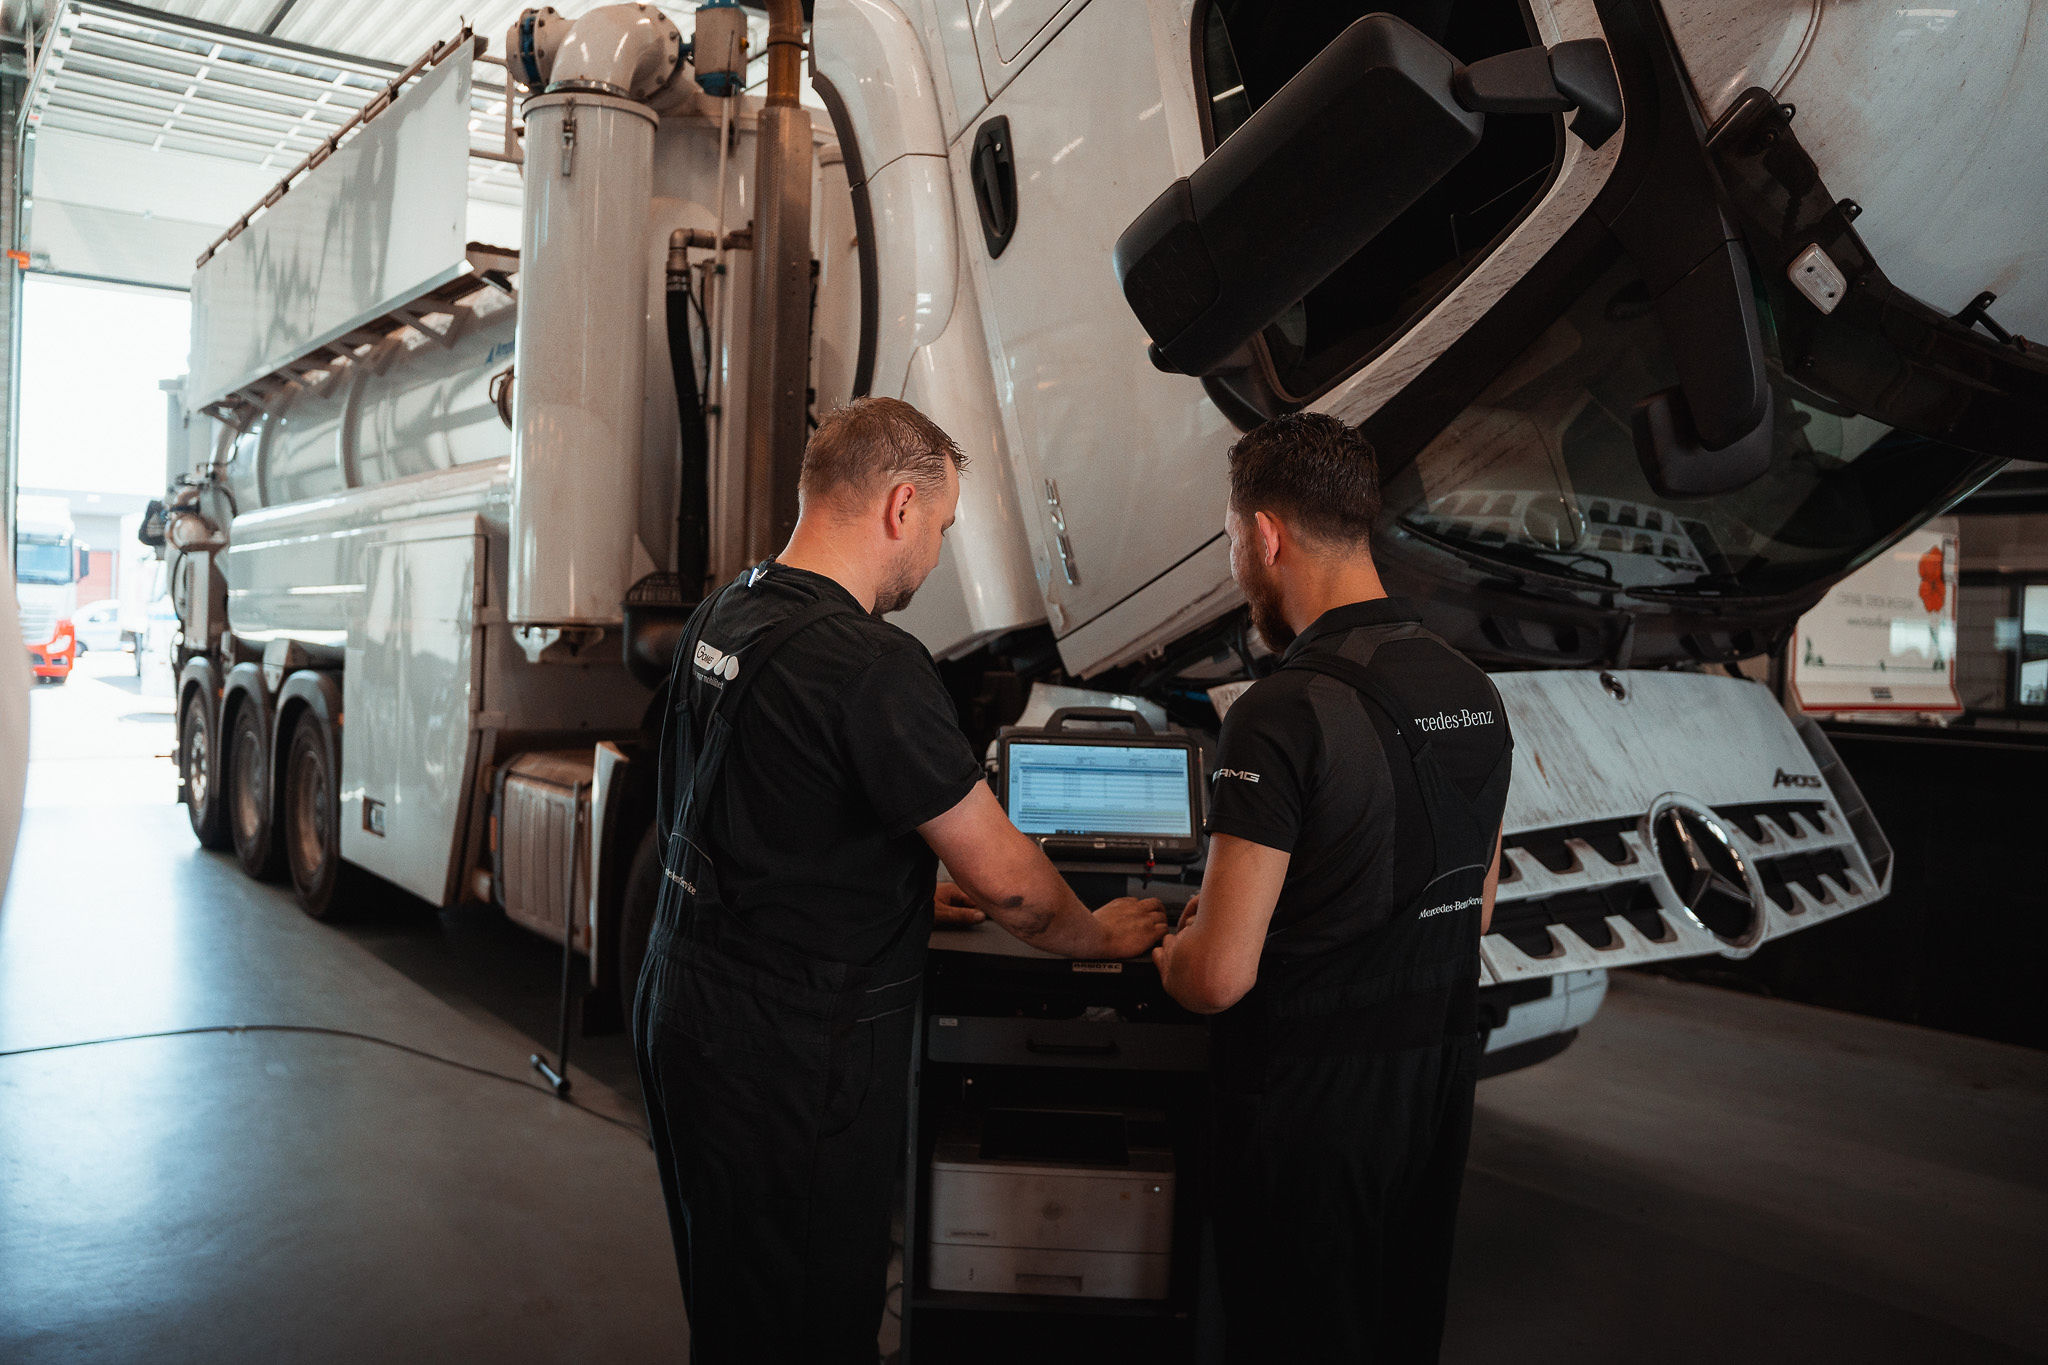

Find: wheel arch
221;662;284;836
273;670;342;849
219;661;274;778
273;669;342;765
219;662;269;728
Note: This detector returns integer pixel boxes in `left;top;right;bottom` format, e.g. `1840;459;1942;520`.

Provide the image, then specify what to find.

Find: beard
873;554;924;616
1239;557;1296;654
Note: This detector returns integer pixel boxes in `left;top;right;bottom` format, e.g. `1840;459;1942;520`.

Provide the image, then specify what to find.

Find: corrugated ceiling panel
274;0;706;66
10;2;739;65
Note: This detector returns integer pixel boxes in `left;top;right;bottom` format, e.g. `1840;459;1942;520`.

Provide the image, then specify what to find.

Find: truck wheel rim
234;729;263;844
291;744;328;877
187;720;209;809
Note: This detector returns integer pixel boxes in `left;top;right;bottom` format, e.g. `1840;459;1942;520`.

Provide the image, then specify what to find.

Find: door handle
972;116;1018;258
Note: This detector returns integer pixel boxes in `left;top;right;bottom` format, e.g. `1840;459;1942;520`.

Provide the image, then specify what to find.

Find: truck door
960;2;1239;659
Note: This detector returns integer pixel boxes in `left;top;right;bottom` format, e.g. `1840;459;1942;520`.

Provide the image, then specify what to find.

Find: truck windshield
1387;257;2002;599
15;535;74;586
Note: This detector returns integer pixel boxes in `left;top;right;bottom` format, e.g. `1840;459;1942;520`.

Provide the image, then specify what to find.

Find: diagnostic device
996;708;1202;864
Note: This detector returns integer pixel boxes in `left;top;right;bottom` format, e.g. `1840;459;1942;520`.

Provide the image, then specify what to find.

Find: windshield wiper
1625;573;1746;600
1397;519;1620;588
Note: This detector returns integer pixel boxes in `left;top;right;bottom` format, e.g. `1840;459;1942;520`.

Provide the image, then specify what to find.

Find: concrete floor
3;656;2044;1362
1453;980;2046;1363
1;655;684;1362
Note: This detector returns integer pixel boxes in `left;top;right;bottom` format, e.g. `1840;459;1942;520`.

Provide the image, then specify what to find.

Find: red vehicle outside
25;617;77;682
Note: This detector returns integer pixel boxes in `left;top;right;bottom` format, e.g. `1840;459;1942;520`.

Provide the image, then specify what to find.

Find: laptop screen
1004;741;1194;839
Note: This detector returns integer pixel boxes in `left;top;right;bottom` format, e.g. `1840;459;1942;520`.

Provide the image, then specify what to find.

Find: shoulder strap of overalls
656;584;852;843
654;585;730;843
1280;651;1432;761
1261;649;1503;1031
1282;646;1513;903
676;591;852;815
1281;648;1512;833
705;595;852;714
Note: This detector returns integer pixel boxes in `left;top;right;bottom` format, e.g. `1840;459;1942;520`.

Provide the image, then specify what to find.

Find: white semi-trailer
160;0;2044;1064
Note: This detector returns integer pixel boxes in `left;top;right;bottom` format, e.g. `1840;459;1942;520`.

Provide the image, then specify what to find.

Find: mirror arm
1452;38;1622;149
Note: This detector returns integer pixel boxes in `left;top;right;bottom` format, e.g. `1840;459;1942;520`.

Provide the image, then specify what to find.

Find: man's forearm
959;857;1108;957
1158;921;1246;1014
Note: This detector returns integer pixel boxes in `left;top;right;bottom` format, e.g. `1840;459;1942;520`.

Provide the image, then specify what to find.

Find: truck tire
227;704;283;881
616;823;662;1016
180;696;231;850
282;708;350;920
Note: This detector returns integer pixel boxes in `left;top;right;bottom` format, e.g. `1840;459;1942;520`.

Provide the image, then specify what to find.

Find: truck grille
1478;673;1892;986
19;604;56;645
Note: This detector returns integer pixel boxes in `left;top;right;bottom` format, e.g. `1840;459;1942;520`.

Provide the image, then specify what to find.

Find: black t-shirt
680;563;985;967
1204;598;1513;960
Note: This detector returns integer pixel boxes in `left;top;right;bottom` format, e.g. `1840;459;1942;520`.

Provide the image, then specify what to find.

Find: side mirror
139;500;168;549
76;545;91;580
1113;16;1621;378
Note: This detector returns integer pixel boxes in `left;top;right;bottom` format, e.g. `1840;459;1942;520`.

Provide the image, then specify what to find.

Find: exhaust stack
742;0;814;563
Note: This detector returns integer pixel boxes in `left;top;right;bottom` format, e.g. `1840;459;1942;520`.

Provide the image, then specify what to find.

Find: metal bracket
1954;291;2031;353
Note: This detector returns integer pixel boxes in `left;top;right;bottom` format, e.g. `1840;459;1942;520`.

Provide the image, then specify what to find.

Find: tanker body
164;1;2044;1062
165;12;864;974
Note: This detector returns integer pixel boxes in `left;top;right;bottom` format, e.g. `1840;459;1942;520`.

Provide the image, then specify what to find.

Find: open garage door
12;0;526;289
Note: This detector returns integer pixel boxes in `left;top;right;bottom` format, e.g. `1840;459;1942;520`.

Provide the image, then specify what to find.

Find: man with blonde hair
635;396;1168;1362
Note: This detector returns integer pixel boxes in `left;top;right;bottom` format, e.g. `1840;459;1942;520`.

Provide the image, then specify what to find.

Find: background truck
14;493;84;684
159;0;2045;1066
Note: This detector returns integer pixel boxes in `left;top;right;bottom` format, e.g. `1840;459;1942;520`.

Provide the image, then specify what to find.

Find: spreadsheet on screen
1005;743;1193;837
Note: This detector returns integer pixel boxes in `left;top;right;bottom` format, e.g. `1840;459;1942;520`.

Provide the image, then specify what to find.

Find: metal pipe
760;0;805;110
707;91;734;572
741;0;813;563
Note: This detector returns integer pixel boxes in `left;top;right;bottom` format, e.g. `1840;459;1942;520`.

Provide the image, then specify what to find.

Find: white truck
14;493;84;684
159;0;2046;1066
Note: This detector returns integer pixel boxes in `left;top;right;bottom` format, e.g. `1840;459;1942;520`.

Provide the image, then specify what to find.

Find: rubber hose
667;284;710;589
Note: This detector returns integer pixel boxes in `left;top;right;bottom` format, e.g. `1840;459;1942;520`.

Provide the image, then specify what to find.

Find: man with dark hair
636;396;1169;1362
1151;411;1514;1360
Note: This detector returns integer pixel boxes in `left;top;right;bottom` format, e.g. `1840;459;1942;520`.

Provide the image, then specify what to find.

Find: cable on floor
0;1023;653;1145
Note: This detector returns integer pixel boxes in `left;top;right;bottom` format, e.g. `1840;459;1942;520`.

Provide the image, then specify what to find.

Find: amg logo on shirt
1213;767;1261;784
1413;708;1495;732
1418;896;1481;919
1773;768;1823;790
694;640;741;681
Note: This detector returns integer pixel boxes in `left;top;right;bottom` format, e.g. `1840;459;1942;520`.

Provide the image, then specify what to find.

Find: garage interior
2;1;2045;1362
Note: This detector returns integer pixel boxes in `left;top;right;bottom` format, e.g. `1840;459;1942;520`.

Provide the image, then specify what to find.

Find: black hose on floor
0;1023;652;1145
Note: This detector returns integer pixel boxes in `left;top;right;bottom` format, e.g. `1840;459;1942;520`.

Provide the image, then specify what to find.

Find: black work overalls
1211;647;1510;1363
632;580;927;1364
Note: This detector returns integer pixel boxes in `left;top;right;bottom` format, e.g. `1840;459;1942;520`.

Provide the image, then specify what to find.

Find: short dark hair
799;397;966;505
1226;412;1382;547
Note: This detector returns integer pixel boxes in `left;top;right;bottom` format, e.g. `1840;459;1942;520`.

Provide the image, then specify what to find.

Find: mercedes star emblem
1645;797;1764;950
